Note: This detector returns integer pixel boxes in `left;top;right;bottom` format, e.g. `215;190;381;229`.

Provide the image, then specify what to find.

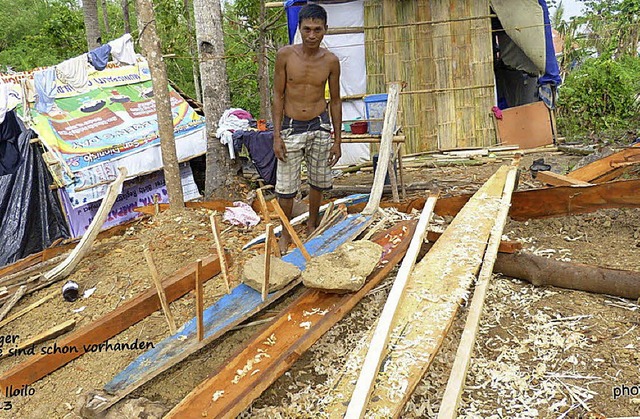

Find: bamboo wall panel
363;0;496;153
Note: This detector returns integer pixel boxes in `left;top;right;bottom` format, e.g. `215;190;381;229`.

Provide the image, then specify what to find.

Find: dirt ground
1;150;639;418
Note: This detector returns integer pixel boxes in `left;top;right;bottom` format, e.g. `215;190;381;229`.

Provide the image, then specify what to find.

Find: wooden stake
209;214;231;294
256;189;271;223
153;193;160;216
438;166;519;419
271;199;312;262
345;194;439;418
0;285;27;323
144;248;177;335
536;171;591;187
195;259;204;341
262;224;274;302
0;319;76;359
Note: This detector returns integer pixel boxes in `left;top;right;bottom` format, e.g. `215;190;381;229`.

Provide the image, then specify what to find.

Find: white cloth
216;108;251;159
223;202;261;227
0;82;9;124
108;33;137;65
56;54;89;91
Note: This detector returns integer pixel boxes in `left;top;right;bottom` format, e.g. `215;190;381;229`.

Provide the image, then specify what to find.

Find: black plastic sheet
0;111;70;266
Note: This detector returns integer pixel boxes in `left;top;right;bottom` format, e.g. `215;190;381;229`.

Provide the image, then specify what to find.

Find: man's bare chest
285;56;331;87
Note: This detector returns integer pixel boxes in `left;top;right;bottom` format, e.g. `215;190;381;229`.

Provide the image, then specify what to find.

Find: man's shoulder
320;47;339;62
277;45;296;57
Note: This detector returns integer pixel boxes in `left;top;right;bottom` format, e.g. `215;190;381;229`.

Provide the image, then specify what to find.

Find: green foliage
0;0;85;71
557;56;640;139
223;0;288;117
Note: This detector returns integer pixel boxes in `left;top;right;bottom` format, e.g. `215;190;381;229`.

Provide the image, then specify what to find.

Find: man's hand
328;142;341;167
274;137;287;162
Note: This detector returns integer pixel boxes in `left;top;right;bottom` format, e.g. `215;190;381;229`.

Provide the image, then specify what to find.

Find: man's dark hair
298;4;327;26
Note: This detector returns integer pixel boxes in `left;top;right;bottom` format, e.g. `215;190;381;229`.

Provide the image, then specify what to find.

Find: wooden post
268;225;281;258
195;259;204;341
209;214;231;294
271;199;312;262
256;188;271;223
362;82;401;215
345;193;439;418
144;248;177;335
262;224;274;302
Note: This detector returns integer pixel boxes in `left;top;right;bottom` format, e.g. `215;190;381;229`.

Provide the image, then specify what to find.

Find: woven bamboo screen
364;0;496;152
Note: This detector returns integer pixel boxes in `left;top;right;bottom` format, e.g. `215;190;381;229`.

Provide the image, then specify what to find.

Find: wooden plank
90;214;374;415
363;82;401;216
495;101;554;149
144;248;177;335
426;231;521;254
345;195;438;418
210;215;230;294
0;252;231;393
0;320;76;360
0;290;57;329
0;285;26;322
44;167;127;283
567;145;640;183
325;165;512;417
165;220;418;419
438;166;518;418
535;171;592;187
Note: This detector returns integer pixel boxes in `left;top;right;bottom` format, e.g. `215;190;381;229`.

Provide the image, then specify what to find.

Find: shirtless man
272;4;342;254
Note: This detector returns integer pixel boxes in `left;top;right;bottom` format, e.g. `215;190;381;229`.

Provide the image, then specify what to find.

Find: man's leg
307;187;323;235
278;196;294;255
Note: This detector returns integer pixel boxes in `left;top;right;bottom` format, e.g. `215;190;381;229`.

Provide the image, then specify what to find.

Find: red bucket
350;121;368;134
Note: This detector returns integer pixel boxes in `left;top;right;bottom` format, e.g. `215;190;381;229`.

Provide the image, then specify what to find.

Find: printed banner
62;163;201;238
31;80;205;173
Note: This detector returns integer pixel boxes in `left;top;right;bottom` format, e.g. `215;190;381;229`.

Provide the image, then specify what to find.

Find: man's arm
327;54;342;167
272;48;287;162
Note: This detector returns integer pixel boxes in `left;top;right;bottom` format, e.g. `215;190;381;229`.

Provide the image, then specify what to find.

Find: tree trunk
183;0;202;103
136;0;185;211
82;0;102;50
192;0;238;199
122;0;131;34
101;0;110;34
258;0;271;121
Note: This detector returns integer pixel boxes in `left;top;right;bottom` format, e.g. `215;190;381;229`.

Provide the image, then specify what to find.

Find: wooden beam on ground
144;248;177;335
44;167;128;283
425;231;521;254
567;145;640;183
430;179;640;221
362;82;401;216
0;289;57;329
535;171;592;187
0;320;76;360
0;252;230;392
326;165;513;417
165;221;418;419
438;166;518;419
134;200;234;216
195;259;204;341
210;215;230;294
271;199;312;261
345;194;438;418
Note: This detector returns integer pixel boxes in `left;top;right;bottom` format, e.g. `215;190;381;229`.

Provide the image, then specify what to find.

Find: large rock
242;254;301;292
302;240;384;293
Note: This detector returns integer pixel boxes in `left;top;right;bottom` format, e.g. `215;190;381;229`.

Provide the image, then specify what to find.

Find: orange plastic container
350;121;368;134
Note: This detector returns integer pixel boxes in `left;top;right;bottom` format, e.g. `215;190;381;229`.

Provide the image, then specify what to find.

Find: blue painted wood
104;213;372;396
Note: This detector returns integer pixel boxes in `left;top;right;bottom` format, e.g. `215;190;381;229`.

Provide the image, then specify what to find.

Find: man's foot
307;218;321;236
279;231;292;255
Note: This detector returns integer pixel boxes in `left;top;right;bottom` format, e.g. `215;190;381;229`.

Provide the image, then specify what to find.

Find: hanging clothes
56;54;89;91
108;33;136;65
0;110;24;176
88;44;112;71
34;68;57;114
